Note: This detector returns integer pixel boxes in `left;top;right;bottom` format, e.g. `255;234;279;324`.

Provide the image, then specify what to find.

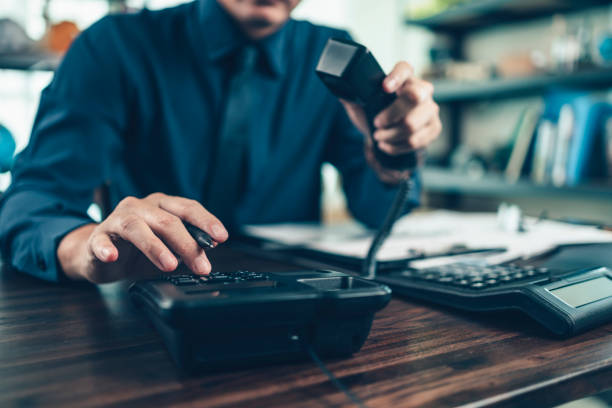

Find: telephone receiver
316;37;419;171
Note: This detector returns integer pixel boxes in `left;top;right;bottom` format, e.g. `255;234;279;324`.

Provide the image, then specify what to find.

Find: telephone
316;37;418;171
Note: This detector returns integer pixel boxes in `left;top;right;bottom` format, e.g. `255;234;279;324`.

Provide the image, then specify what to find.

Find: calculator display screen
549;276;612;308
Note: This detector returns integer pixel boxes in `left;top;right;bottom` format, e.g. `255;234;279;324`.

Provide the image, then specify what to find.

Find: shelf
422;167;612;199
21;0;128;3
405;0;611;34
0;52;60;71
432;69;612;103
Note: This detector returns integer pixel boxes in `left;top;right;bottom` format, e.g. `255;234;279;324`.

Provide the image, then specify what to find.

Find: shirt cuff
11;215;92;282
2;188;94;282
42;216;93;282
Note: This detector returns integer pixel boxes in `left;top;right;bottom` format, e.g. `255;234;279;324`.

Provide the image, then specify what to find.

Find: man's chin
241;9;289;36
245;16;278;29
245;7;288;26
218;0;296;38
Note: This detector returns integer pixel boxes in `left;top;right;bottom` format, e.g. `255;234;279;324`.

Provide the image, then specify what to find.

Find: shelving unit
423;167;612;199
0;52;60;71
434;68;612;103
405;0;612;208
405;0;611;34
0;0;130;72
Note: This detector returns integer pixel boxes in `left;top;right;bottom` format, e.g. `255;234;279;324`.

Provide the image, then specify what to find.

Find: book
551;104;574;186
531;119;556;184
606;117;612;178
504;104;541;183
531;90;611;186
566;98;608;186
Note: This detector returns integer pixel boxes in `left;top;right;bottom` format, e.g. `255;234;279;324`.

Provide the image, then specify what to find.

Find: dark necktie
205;46;258;228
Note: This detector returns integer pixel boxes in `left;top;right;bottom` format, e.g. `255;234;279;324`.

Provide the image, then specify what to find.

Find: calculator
129;269;391;371
376;263;612;336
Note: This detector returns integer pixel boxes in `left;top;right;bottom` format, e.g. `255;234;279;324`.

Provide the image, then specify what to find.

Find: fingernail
100;247;110;260
420;89;428;101
195;256;211;274
374;116;382;128
386;78;397;90
160;252;177;271
211;224;227;240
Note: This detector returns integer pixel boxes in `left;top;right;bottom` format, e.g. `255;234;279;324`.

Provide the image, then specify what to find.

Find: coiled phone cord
362;176;414;279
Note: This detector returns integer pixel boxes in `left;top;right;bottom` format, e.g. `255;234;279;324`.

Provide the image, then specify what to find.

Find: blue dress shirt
0;0;420;282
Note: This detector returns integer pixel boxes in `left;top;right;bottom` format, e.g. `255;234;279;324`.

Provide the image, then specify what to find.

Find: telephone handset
316;37;418;171
316;37;420;278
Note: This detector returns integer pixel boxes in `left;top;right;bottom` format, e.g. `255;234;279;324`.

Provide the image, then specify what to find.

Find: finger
397;77;434;104
375;78;435;128
373;97;414;129
411;117;442;149
144;208;211;275
107;216;178;272
378;119;439;155
373;100;439;143
383;61;414;93
374;126;408;145
157;196;228;242
377;139;415;156
90;232;119;263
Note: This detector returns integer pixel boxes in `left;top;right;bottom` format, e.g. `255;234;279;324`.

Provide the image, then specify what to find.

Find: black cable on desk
291;166;414;408
292;335;368;408
362;177;414;279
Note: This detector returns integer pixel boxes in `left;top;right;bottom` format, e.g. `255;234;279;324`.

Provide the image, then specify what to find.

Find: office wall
294;0;433;74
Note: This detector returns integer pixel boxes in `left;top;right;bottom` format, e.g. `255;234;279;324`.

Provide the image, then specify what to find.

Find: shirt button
36;254;47;271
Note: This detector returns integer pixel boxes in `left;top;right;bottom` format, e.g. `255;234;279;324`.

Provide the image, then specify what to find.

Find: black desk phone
378;261;612;337
129;38;399;375
129;269;390;371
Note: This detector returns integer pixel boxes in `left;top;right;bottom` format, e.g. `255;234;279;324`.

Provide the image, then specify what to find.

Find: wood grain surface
1;247;610;408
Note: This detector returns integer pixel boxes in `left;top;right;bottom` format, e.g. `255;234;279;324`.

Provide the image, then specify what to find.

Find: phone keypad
401;263;550;290
162;271;268;286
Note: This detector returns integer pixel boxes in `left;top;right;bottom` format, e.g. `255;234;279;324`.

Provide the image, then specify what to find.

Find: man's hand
341;62;442;181
57;193;228;283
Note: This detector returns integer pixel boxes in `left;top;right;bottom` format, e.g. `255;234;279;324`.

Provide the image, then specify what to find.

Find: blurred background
1;0;611;226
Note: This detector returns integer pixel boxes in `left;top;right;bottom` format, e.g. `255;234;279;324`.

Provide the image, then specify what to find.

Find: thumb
90;233;119;263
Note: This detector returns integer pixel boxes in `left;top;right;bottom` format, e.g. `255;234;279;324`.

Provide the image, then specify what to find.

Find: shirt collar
198;0;288;77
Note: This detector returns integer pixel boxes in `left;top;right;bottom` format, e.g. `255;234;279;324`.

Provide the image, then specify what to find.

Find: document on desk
242;211;612;266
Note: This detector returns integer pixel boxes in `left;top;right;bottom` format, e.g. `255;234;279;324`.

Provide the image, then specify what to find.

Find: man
0;0;441;284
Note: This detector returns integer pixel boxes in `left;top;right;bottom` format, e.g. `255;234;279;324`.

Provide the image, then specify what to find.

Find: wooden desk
1;248;611;408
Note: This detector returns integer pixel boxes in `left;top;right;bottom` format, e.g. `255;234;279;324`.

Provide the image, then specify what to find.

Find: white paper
243;211;612;264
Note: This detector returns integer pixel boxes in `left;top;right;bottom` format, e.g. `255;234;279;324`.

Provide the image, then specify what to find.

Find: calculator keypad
401;264;550;290
162;270;268;286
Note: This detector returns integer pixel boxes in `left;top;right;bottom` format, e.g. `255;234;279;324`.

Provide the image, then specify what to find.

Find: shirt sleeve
0;18;126;282
324;100;421;229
